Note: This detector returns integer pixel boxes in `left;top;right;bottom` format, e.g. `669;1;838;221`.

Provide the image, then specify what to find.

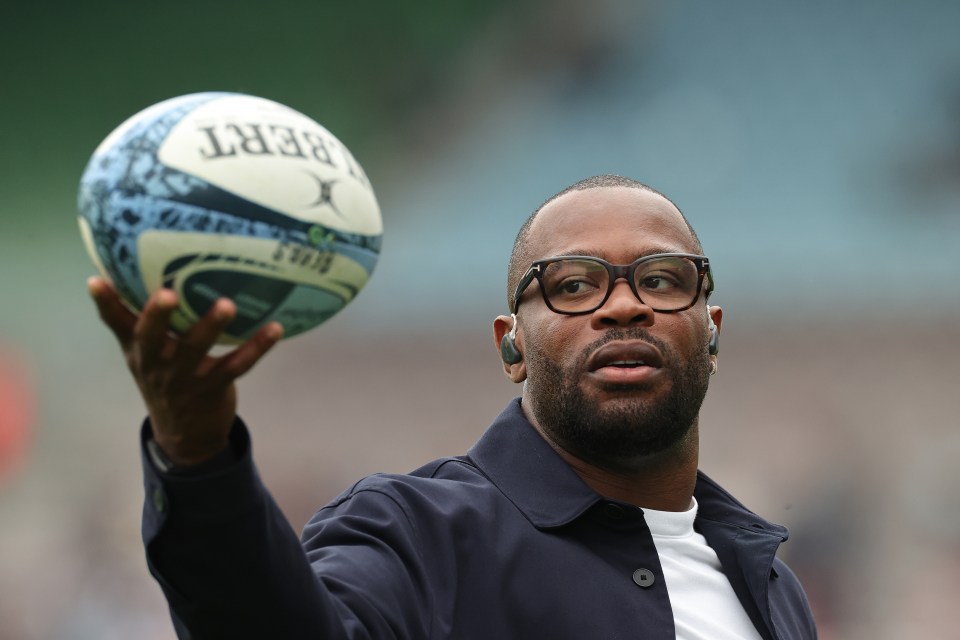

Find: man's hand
88;276;283;467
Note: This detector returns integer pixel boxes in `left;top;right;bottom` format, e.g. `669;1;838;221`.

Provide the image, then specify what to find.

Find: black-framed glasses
512;253;713;315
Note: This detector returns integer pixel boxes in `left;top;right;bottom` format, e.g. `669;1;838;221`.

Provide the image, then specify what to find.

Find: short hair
506;175;704;310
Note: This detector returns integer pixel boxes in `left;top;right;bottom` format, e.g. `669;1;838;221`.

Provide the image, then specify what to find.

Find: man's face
515;187;716;469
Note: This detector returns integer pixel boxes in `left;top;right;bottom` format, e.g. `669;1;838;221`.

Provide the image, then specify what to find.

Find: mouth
586;341;664;385
587;341;663;371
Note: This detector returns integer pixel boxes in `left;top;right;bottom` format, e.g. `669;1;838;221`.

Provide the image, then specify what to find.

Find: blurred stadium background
2;1;959;638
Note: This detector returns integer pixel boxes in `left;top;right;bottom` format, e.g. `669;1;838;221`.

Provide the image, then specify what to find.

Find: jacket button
633;568;655;588
152;486;168;513
603;503;625;520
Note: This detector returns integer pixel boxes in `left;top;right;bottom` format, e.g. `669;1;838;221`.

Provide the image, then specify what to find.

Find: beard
525;328;711;468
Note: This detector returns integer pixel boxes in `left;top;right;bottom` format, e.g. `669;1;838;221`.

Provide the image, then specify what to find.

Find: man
90;175;817;639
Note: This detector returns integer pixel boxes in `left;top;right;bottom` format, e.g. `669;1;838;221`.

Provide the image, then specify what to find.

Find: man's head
493;176;721;472
506;175;705;311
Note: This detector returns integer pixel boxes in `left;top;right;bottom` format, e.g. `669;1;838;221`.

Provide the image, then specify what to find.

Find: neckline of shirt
641;497;699;538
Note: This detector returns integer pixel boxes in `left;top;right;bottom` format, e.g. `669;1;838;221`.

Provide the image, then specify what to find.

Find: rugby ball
78;92;382;343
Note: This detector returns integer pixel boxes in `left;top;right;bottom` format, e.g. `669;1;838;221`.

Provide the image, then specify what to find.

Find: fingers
88;276;137;348
209;321;284;379
89;275;283;382
173;298;239;376
134;288;179;369
171;299;283;381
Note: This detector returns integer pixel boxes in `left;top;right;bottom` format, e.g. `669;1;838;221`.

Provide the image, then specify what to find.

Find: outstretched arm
90;278;431;639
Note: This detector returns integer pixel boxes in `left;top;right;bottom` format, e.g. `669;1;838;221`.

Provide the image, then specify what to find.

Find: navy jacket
142;399;817;639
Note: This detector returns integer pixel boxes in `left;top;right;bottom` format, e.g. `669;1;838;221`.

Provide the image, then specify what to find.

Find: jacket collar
467;398;788;539
467;398;599;528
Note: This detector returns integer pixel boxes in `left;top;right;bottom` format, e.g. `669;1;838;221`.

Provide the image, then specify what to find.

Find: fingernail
155;289;177;309
214;299;236;321
265;322;284;341
86;276;102;297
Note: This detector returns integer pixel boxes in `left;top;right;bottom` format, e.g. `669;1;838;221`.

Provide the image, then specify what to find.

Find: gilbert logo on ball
78;92;382;343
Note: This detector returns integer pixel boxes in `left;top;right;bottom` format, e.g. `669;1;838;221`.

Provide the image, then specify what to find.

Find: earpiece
707;306;719;356
499;314;523;365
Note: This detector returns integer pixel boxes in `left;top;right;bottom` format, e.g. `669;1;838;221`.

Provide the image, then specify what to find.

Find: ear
707;305;723;361
708;305;723;334
493;314;527;383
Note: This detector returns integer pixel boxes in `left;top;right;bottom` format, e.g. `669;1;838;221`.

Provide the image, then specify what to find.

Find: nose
590;279;655;329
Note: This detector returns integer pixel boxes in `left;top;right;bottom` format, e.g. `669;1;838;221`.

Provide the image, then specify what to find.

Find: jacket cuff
140;417;263;538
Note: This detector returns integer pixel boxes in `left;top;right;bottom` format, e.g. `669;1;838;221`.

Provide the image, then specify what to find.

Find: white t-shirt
642;498;763;640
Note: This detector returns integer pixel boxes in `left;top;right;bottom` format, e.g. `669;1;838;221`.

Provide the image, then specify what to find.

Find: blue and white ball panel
78;93;224;308
79;191;295;311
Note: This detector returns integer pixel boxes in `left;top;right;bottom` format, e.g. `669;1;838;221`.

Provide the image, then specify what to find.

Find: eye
553;277;601;296
638;273;681;291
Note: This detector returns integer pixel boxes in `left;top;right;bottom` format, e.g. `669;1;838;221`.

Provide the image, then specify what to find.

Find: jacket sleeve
140;419;431;639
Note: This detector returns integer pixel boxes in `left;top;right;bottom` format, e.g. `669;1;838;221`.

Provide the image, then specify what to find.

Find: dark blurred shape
894;75;960;215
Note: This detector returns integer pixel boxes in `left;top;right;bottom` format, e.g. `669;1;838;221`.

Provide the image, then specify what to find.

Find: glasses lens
541;259;609;312
633;256;700;310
